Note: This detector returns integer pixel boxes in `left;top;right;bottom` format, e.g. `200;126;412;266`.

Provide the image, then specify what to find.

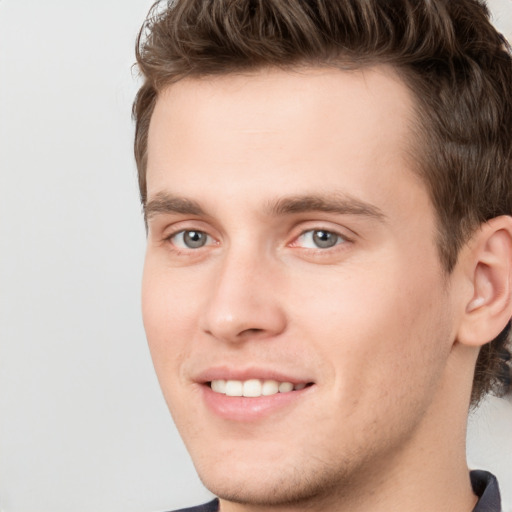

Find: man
133;1;512;511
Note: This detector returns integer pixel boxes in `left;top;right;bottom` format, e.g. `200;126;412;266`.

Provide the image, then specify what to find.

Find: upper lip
194;366;314;385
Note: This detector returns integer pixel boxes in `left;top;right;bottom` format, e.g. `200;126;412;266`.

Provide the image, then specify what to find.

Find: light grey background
0;1;511;511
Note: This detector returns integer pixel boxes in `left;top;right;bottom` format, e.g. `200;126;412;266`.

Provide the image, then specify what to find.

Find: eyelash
293;229;349;250
164;227;350;253
165;229;216;250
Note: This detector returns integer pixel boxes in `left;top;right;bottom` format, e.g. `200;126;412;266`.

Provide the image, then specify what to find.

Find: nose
200;250;287;343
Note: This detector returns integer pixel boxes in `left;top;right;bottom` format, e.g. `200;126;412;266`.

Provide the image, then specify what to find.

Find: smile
210;379;310;397
195;368;317;421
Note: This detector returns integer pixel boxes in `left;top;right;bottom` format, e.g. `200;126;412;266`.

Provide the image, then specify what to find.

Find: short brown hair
133;0;512;405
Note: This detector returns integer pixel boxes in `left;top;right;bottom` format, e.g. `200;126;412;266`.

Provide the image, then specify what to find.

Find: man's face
142;67;458;506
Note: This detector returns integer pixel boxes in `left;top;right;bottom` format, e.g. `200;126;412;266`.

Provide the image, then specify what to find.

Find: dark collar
471;470;502;511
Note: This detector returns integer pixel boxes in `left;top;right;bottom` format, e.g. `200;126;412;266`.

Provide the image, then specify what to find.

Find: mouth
198;373;315;422
208;379;313;397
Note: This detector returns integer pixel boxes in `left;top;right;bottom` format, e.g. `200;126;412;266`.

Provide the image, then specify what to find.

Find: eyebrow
144;191;386;223
265;194;386;221
144;193;206;223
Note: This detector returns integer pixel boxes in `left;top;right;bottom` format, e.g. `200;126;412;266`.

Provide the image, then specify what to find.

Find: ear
457;216;512;347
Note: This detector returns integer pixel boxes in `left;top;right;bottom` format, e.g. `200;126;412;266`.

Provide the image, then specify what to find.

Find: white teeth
243;379;262;397
262;380;279;395
278;382;294;393
211;379;226;393
225;380;243;396
210;379;307;397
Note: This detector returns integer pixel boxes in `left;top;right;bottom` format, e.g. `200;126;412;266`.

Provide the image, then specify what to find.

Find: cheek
141;263;205;430
141;259;199;381
290;256;452;403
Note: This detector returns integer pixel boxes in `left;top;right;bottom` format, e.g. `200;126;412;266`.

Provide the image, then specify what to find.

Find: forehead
146;65;421;207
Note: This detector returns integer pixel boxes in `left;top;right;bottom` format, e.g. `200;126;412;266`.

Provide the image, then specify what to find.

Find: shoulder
167;499;219;512
471;470;502;512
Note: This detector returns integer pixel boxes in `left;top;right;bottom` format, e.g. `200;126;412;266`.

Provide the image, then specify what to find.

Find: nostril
241;328;265;336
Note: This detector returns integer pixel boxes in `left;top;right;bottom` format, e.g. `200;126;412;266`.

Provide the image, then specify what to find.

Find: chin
190;444;354;508
198;468;334;507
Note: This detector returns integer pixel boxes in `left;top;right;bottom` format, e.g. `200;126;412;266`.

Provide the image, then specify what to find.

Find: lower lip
200;384;313;422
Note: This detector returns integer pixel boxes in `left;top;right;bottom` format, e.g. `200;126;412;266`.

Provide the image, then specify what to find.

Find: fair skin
142;66;512;512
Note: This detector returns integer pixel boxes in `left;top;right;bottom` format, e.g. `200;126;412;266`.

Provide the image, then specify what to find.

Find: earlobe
457;216;512;347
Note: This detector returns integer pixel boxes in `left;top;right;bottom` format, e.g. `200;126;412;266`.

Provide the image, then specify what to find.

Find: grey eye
312;230;339;248
183;231;207;248
297;229;344;249
173;230;211;249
